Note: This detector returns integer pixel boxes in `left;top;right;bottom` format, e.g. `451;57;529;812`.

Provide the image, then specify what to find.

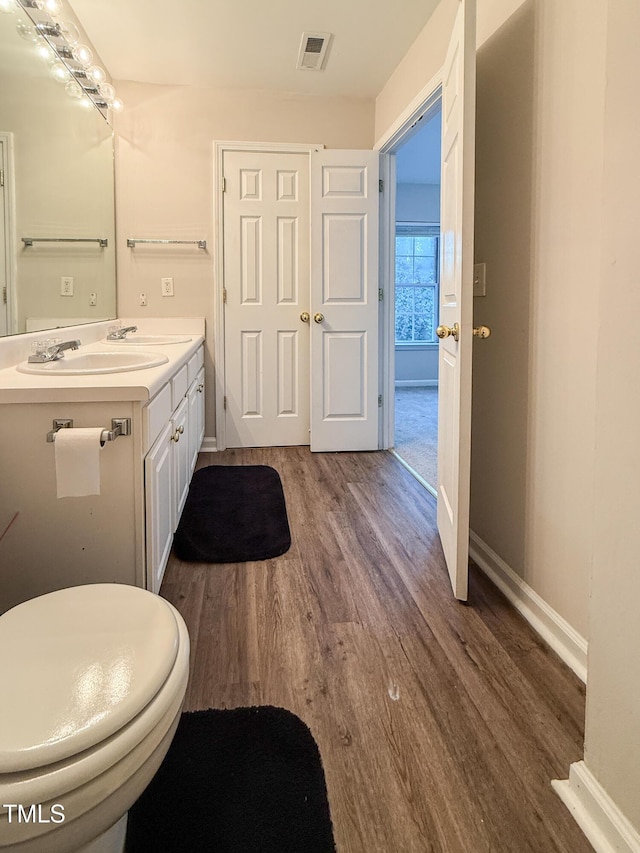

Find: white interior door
436;0;477;601
223;150;310;447
310;150;380;452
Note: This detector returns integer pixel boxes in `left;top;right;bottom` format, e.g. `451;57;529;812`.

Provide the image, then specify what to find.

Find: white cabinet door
172;395;190;528
145;420;174;594
187;367;205;474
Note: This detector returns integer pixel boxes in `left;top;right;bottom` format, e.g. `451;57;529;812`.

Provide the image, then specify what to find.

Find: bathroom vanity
0;319;205;613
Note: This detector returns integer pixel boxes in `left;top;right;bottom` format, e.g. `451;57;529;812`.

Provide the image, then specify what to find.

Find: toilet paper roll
55;428;104;498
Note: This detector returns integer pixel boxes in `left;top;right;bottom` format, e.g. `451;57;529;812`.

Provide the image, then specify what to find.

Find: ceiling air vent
296;32;332;71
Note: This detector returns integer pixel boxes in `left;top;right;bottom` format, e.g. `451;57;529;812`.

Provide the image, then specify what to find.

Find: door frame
0;132;17;336
212;140;323;451
374;71;443;451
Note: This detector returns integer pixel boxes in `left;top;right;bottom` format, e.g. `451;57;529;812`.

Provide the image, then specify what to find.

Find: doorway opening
390;101;442;496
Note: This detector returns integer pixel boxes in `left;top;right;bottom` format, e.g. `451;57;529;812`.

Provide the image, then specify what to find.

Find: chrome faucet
106;325;138;341
28;339;81;363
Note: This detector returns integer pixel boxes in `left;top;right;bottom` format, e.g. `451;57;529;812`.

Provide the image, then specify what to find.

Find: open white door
436;0;476;601
310;150;380;452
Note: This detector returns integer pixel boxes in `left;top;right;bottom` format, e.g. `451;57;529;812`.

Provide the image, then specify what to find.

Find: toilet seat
0;584;189;814
0;584;180;774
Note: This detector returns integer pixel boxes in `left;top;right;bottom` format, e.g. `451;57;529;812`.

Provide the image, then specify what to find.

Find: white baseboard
395;379;438;387
469;531;588;683
553;762;640;853
200;436;217;453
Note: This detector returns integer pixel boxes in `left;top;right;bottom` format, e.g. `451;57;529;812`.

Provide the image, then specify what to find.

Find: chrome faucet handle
107;325;138;340
28;339;81;362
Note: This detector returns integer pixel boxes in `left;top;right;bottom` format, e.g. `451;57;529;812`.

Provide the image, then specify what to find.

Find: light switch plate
473;263;486;297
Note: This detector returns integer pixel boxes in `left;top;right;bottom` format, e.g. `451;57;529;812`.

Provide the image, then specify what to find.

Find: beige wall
472;0;606;639
585;0;640;828
113;83;374;436
376;0;602;639
377;0;640;839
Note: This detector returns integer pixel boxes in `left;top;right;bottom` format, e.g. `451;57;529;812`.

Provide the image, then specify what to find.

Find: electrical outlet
161;277;174;297
139;292;147;306
89;292;97;306
60;276;74;297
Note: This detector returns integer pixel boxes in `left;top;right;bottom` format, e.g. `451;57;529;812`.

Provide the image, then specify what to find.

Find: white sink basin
103;334;192;345
17;351;169;375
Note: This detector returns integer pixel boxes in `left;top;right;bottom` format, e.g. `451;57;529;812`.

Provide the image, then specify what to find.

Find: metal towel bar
22;237;108;248
126;238;207;249
46;418;131;445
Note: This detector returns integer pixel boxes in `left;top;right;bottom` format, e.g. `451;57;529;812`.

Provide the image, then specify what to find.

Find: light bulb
79;95;93;109
97;82;115;102
87;65;106;85
65;79;82;99
0;0;17;14
49;60;70;82
57;19;79;46
16;18;38;41
109;96;124;113
34;0;63;14
36;40;56;61
72;43;93;67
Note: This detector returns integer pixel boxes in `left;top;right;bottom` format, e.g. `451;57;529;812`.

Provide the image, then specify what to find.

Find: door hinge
223;288;227;304
0;169;4;188
378;179;384;193
378;288;384;302
2;286;6;305
221;177;226;193
223;396;227;410
378;394;383;407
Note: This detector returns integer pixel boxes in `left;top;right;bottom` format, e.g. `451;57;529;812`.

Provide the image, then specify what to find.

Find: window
395;224;440;344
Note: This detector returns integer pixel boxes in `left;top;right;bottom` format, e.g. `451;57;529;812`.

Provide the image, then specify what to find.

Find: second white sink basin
103;334;192;345
17;351;169;375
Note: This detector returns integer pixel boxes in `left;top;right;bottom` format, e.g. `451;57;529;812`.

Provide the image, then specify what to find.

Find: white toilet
0;584;190;853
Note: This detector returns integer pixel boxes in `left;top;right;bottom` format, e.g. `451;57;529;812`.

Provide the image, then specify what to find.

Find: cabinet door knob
171;430;181;442
314;312;324;324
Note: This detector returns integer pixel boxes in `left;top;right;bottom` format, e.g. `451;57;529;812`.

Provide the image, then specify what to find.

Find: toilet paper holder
46;418;132;444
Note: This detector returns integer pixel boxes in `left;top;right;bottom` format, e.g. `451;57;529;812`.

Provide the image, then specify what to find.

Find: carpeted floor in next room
394;385;438;488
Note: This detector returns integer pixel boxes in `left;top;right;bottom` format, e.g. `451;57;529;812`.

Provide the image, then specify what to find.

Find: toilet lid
0;584;179;773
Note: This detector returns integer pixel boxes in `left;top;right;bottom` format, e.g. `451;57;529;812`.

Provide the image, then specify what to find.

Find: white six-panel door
436;0;477;601
310;150;380;452
223;150;310;447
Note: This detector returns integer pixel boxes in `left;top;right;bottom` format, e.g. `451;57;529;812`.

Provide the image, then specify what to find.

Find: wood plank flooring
161;447;590;853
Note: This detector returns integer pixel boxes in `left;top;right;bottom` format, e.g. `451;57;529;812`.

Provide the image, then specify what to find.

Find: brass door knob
473;325;492;339
436;323;460;342
300;312;310;323
314;312;324;324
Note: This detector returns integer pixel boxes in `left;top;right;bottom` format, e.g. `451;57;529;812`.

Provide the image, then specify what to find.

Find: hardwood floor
161;447;590;853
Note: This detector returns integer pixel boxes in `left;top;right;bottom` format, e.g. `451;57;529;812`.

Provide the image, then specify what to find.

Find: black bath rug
173;465;291;563
125;706;336;853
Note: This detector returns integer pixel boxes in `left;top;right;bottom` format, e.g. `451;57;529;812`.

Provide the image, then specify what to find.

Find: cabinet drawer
144;383;172;453
187;346;204;385
171;364;189;409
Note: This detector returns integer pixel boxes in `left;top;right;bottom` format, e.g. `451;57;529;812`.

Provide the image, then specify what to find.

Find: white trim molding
553;762;640;853
469;531;588;683
395;379;439;387
200;436;217;453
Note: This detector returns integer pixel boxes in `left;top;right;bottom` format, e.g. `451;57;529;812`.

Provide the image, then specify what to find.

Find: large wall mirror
0;4;116;337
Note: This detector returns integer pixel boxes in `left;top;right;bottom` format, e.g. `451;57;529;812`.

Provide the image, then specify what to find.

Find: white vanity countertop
0;319;205;405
